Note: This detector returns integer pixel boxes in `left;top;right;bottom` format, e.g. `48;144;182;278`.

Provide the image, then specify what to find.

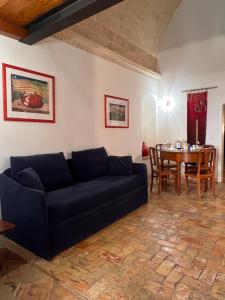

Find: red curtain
187;91;207;145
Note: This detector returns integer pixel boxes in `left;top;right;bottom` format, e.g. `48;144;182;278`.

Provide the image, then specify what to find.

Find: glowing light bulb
159;96;175;112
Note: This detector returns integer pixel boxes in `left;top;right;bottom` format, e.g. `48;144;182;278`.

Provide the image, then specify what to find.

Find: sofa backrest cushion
3;168;11;178
72;147;108;181
10;152;74;192
108;156;133;175
18;167;45;192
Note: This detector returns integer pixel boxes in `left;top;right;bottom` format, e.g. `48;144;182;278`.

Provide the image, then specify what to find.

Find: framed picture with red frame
104;95;129;128
2;63;55;123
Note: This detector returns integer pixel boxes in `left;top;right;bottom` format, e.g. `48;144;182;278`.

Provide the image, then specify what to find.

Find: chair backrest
156;143;173;149
149;147;160;171
197;148;216;175
203;144;214;148
155;144;162;150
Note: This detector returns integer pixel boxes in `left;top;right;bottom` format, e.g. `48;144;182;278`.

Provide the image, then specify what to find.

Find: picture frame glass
105;95;129;128
3;64;55;122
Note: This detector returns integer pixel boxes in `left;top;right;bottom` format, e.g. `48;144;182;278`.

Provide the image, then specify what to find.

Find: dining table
159;149;200;193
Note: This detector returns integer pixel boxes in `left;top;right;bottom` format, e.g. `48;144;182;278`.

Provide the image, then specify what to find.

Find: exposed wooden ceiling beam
0;0;9;9
20;0;124;45
0;16;28;40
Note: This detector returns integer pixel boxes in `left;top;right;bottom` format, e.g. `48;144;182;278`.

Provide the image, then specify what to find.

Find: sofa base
49;186;148;259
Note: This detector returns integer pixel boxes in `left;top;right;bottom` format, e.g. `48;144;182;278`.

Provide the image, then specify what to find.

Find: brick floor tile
156;260;175;276
181;276;211;294
212;246;225;259
183;237;204;246
143;280;173;299
176;240;189;252
49;283;86;300
182;245;198;262
151;251;168;265
84;249;104;261
216;272;225;282
97;294;113;300
129;241;147;252
3;182;225;300
207;260;225;273
84;257;105;272
161;246;182;257
151;232;168;240
133;249;155;260
192;256;207;272
199;268;217;286
163;269;183;288
85;278;110;299
211;278;225;299
147;243;162;254
169;235;181;244
221;254;225;266
189;289;217;300
100;251;122;264
64;280;90;293
122;252;137;267
172;282;192;300
198;247;222;262
167;255;192;269
155;239;176;248
174;266;200;280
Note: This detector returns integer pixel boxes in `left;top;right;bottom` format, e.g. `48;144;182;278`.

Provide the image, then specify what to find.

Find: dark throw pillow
72;147;108;181
108;156;133;175
10;152;74;192
18;167;45;192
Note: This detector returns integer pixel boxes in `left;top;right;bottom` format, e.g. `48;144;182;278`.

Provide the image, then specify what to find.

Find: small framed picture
2;63;55;123
104;95;129;128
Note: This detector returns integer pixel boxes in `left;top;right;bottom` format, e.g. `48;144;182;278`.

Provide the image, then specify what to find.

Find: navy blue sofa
0;147;148;260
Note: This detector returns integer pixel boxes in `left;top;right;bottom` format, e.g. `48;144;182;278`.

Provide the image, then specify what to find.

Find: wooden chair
184;148;216;197
149;147;177;194
155;144;177;169
185;145;215;172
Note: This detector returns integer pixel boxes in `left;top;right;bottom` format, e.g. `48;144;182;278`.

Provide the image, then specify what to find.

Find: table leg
176;163;181;194
0;248;8;276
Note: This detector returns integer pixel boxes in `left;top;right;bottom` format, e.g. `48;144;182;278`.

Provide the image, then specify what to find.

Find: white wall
0;35;157;171
86;53;157;159
158;0;225;181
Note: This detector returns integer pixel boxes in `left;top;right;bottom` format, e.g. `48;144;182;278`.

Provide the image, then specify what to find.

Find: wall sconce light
159;96;175;112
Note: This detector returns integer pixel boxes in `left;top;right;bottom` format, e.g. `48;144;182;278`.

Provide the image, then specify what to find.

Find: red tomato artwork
22;92;43;108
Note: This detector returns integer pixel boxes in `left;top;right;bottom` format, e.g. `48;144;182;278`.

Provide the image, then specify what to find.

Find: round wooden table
160;150;199;193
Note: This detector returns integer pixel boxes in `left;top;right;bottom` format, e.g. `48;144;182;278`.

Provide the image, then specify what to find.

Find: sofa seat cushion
46;174;144;226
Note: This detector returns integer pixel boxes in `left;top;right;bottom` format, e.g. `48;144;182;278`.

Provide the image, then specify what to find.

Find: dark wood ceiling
0;0;64;25
0;0;123;43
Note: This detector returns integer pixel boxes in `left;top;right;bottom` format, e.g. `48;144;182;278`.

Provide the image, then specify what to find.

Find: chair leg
205;179;208;192
197;179;201;198
165;175;168;189
184;175;188;193
158;175;161;194
175;174;177;192
212;177;216;196
150;174;153;192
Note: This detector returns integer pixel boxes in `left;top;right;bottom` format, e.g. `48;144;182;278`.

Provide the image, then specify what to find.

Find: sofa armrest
0;174;50;258
133;163;148;187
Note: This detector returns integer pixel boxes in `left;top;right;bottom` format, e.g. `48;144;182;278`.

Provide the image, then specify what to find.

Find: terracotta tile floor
1;182;225;299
